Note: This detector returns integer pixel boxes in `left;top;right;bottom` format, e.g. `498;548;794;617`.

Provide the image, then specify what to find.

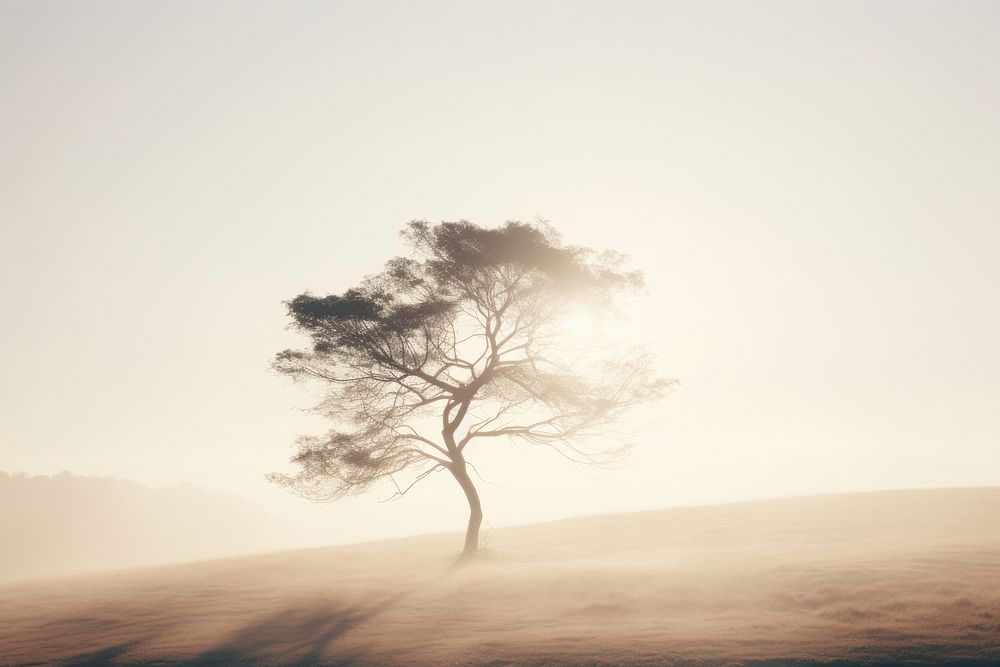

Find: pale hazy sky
2;1;998;545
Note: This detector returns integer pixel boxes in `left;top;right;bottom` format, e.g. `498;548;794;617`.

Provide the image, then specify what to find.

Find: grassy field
1;488;998;666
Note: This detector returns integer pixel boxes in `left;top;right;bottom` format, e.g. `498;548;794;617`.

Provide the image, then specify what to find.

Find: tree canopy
270;220;672;559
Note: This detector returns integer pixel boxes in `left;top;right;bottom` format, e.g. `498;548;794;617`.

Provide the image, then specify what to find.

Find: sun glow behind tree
270;220;673;560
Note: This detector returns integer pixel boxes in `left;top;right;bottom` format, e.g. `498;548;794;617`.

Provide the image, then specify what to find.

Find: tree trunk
450;461;482;561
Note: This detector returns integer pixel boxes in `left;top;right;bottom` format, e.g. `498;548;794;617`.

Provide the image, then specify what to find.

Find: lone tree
270;220;671;561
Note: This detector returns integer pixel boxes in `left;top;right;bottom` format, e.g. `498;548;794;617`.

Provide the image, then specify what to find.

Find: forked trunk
450;461;483;562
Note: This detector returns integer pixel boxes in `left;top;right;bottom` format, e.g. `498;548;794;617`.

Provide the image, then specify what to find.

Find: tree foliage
270;220;672;555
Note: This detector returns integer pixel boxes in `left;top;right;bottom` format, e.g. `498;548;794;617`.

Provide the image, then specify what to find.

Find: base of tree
450;550;479;570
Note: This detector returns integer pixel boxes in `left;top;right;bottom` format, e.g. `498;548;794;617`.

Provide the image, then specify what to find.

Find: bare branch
271;220;669;552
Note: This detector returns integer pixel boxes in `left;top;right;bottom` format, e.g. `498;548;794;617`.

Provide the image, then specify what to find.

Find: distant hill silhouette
0;471;288;582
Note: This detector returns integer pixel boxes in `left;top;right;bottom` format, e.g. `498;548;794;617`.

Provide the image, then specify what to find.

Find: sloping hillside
1;488;998;665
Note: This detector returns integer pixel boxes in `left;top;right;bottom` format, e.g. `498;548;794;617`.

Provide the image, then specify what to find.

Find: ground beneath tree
2;488;999;666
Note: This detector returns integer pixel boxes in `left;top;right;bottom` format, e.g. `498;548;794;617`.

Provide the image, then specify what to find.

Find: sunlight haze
2;0;998;549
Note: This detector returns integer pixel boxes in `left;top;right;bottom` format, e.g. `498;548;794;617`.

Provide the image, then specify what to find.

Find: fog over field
2;488;998;665
2;1;999;664
0;472;301;583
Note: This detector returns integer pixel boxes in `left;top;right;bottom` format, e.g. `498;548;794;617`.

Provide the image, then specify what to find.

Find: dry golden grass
1;488;998;666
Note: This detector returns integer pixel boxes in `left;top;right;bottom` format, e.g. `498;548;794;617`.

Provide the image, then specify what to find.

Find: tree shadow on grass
58;638;151;666
187;593;405;666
